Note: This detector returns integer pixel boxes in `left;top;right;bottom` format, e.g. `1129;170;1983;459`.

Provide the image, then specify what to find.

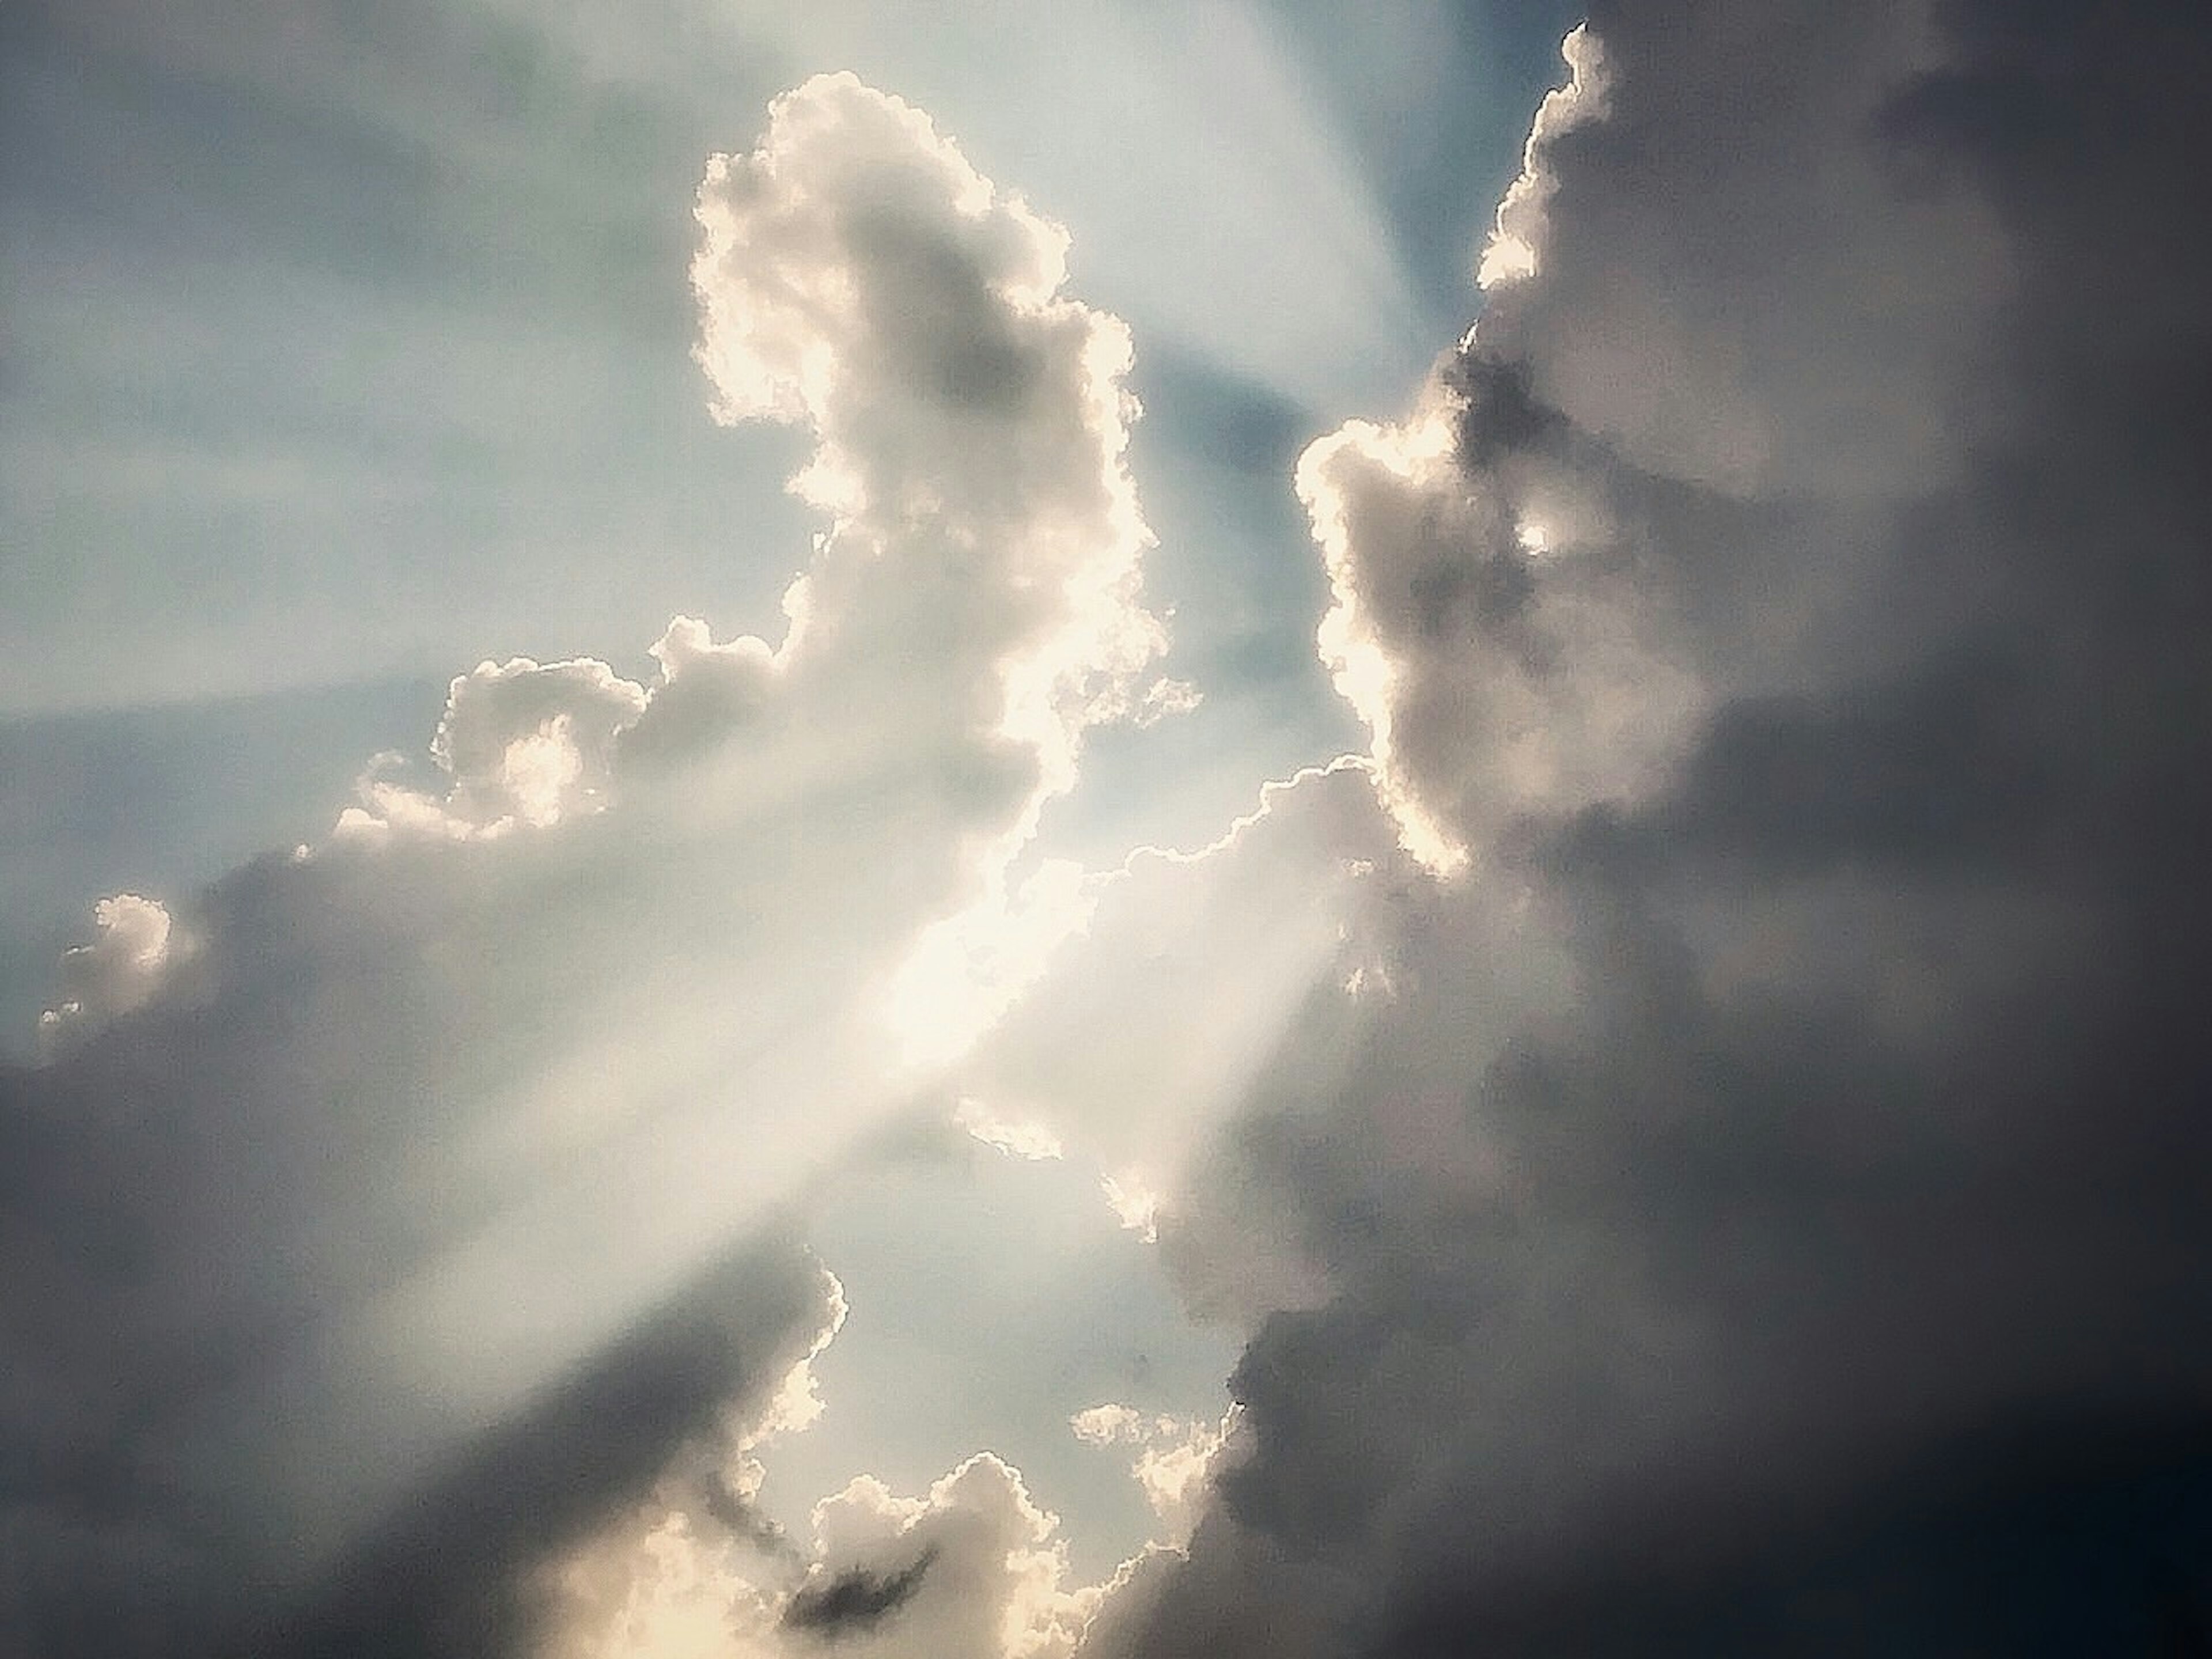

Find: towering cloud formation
1062;3;2212;1654
688;71;1171;825
1;73;1175;1658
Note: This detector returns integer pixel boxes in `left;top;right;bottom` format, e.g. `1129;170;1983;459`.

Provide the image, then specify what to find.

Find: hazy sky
6;2;2212;1656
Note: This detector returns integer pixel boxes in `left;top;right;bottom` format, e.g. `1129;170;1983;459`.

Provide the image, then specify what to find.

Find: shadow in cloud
1382;1408;2212;1659
229;1237;823;1659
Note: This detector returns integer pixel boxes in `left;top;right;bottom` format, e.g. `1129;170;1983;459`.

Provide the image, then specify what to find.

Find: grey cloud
0;678;445;1054
1479;6;2018;500
1074;2;2212;1654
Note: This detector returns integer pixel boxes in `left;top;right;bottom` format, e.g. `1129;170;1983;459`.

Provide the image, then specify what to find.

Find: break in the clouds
9;5;2212;1658
547;1448;1097;1659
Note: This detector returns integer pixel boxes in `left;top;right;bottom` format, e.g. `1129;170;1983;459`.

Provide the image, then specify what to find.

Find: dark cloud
1081;2;2212;1654
1381;1414;2212;1657
781;1544;940;1638
1439;354;1558;472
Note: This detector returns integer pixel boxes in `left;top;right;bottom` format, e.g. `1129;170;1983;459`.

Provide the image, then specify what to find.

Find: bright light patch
38;893;179;1056
1298;397;1472;876
1100;1173;1162;1244
889;861;1099;1070
955;1097;1067;1161
499;716;585;829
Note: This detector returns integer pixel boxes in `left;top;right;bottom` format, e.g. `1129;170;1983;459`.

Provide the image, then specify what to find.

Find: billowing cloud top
2;70;1179;1659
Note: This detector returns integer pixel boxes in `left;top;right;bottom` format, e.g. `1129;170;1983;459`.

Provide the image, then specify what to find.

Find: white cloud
36;892;179;1055
546;1424;1112;1659
5;71;1185;1650
691;71;1165;806
334;655;650;843
690;71;1180;1066
796;1455;1097;1659
1067;1404;1147;1446
1476;25;1608;291
1297;394;1476;872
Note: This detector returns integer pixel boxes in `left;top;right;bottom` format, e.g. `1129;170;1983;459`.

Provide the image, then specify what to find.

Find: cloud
690;71;1166;797
1297;353;1703;872
1476;24;1607;292
35;893;180;1055
1;71;1176;1658
537;1210;1245;1659
780;1546;940;1637
544;1441;1104;1659
1063;2;2212;1653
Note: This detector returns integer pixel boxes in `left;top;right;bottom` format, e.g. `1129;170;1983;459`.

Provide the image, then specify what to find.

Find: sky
4;2;2211;1656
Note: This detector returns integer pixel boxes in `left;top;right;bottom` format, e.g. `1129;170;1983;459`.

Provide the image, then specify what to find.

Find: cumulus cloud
1297;357;1703;870
1476;24;1608;292
1062;2;2212;1654
539;1336;1250;1659
690;72;1169;812
545;1437;1104;1659
35;893;179;1055
1;71;1179;1658
334;655;650;842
